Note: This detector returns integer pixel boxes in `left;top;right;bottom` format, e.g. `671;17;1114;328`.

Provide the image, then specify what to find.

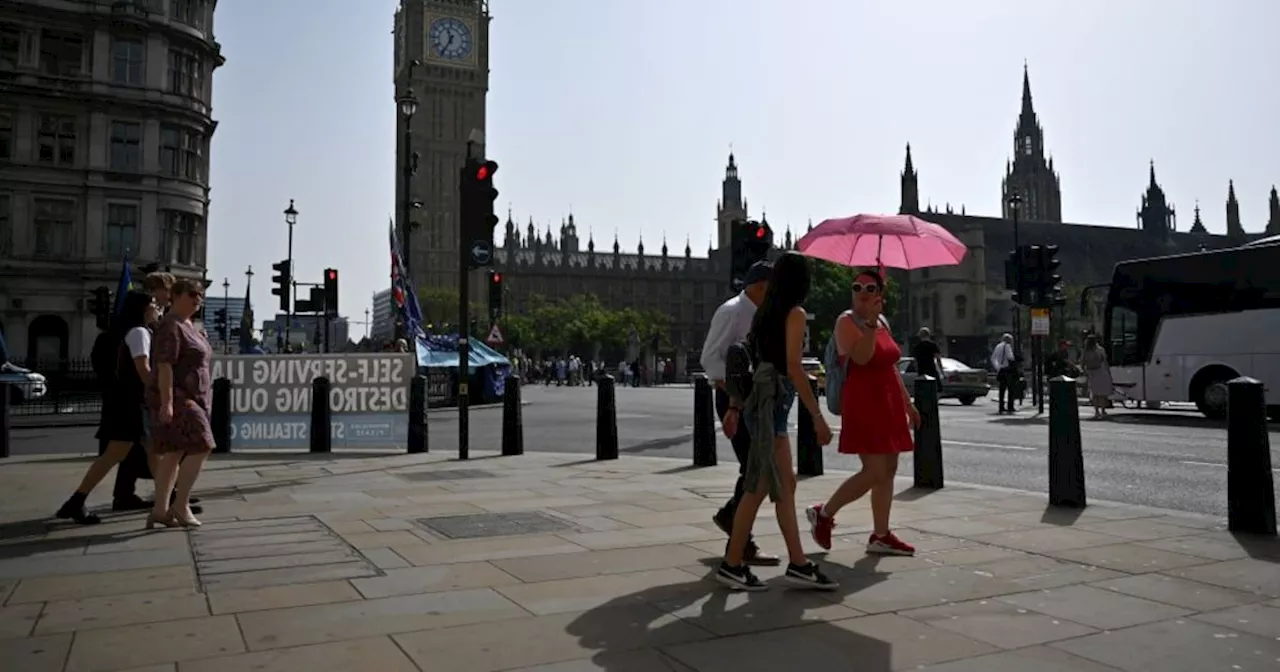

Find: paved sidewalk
1;450;1278;671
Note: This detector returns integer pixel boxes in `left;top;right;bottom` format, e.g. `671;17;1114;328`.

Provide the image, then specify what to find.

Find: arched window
955;295;968;320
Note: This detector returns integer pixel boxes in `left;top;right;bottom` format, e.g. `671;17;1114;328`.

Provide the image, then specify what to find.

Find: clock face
429;17;472;61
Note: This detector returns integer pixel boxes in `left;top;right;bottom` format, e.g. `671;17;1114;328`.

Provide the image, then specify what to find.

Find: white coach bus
1093;242;1280;419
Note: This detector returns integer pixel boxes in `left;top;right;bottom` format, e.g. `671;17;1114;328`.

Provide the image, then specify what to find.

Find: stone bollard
596;374;618;460
211;377;232;454
408;374;429;454
502;374;524;456
0;381;9;459
310;376;331;453
692;374;717;467
1227;377;1277;535
1048;375;1086;508
797;376;824;476
912;375;943;489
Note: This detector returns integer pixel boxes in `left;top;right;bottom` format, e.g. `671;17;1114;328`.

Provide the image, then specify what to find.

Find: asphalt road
7;383;1279;519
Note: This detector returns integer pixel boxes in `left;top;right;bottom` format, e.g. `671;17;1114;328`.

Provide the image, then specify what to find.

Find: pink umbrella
797;213;968;270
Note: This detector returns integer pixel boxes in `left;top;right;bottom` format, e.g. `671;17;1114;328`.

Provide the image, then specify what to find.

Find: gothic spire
1149;159;1157;189
1020;60;1034;119
684;235;691;258
1190;200;1207;234
1268;185;1280;235
1226;180;1245;241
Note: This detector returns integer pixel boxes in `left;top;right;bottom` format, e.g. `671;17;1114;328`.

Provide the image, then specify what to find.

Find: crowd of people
54;271;216;528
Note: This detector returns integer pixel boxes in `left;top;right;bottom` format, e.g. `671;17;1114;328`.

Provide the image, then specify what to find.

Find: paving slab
1;448;1276;672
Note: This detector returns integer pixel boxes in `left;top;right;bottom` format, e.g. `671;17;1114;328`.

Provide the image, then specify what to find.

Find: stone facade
393;0;489;302
0;0;223;360
899;68;1271;366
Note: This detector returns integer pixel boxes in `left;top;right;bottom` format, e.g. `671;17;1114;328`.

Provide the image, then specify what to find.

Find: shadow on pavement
893;487;941;503
1229;531;1280;563
1040;505;1084;526
564;555;892;671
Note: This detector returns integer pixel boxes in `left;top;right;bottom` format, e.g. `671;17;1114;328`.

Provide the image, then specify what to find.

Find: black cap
744;261;772;286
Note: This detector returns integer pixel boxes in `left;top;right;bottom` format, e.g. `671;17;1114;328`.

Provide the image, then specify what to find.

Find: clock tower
393;0;491;295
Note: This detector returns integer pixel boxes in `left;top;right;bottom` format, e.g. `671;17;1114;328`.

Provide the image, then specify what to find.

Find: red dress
838;324;915;455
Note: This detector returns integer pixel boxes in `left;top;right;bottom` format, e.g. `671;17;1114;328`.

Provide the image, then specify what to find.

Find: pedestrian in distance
806;269;920;556
1081;334;1114;419
699;260;780;566
717;252;837;592
991;333;1017;413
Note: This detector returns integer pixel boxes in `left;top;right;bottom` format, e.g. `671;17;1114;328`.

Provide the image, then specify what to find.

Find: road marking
1182;460;1280;473
942;440;1038;451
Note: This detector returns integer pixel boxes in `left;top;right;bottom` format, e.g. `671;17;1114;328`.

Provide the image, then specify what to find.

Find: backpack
825;312;889;415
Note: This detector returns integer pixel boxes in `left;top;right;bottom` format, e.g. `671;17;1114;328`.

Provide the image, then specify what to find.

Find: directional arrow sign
469;240;493;268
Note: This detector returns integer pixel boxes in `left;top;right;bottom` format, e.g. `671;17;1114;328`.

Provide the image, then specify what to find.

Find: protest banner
211;353;416;449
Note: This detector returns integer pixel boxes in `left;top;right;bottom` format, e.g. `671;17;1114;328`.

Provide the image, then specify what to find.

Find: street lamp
283;199;297;347
1007;193;1023;359
221;277;230;355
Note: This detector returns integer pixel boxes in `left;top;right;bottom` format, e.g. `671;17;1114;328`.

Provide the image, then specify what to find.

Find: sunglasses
851;283;883;295
188;291;204;299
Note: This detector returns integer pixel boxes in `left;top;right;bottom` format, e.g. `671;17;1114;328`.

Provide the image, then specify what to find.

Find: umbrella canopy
797;214;968;270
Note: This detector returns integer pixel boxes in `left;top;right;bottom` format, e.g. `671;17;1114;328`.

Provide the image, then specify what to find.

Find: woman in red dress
805;269;920;555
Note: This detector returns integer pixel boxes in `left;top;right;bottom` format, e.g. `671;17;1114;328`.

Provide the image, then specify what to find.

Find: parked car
897;357;990;405
801;357;826;394
0;362;48;405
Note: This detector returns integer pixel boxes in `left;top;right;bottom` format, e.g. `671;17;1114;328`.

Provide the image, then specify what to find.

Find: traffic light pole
456;142;480;461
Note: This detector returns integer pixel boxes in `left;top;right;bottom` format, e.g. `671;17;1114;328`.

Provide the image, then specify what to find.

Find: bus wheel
1192;366;1237;420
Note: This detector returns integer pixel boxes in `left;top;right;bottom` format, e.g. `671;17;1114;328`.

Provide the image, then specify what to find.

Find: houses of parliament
492;65;1280;363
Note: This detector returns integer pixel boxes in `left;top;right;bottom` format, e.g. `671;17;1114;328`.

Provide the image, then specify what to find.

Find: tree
804;260;901;349
417;287;484;331
498;293;671;359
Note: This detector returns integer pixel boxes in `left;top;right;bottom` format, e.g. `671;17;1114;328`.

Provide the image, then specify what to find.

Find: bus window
1107;305;1142;366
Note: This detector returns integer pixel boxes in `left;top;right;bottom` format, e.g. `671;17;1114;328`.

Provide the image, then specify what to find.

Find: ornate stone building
393;0;489;301
899;67;1271;365
0;0;223;360
493;153;796;356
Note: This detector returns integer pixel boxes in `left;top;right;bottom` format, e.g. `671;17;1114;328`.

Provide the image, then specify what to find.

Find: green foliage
417;288;485;330
804;260;901;348
501;294;671;358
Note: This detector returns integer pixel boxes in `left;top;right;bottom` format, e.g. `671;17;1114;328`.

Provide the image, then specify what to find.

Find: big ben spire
1001;63;1062;222
716;151;748;250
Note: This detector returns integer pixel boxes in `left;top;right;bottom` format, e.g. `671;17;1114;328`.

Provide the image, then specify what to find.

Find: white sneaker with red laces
866;531;915;556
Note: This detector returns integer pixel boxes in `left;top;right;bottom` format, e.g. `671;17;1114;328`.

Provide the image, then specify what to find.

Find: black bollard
407;374;429;454
596;374;618;460
0;382;10;459
913;376;943;489
1048;375;1086;508
502;374;524;456
310;376;331;453
211;377;232;454
1226;377;1276;535
797;377;824;476
692;374;717;467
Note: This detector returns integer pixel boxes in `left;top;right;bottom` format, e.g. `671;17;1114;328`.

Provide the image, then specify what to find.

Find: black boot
56;492;101;525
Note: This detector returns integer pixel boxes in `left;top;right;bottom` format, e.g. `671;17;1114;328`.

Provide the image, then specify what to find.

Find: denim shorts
746;380;797;437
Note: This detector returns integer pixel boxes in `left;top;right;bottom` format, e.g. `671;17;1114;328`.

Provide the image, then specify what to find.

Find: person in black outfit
57;292;159;524
911;327;943;381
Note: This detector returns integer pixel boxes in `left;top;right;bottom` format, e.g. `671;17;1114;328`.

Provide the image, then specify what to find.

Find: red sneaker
805;504;835;550
867;531;915;556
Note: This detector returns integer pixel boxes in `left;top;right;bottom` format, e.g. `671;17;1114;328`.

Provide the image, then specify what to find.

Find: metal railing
6;358;102;417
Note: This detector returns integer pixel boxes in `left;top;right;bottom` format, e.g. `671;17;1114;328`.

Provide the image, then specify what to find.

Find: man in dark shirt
912;327;943;380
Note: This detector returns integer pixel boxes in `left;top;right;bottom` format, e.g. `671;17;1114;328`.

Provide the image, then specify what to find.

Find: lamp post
283;199;298;348
221;277;230;355
395;61;420;342
1007;193;1023;360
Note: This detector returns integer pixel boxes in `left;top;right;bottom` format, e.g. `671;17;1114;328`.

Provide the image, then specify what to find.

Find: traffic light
1037;245;1065;306
214;308;229;341
487;270;503;319
460;158;500;269
271;259;291;312
88;286;111;330
323;268;339;316
729;219;773;290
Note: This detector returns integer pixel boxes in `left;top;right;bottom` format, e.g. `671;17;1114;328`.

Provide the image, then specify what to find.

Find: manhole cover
417;511;574;539
396;469;495;482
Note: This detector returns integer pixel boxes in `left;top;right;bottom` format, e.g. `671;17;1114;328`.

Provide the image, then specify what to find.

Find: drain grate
416;511;575;539
395;468;495;482
189;515;382;592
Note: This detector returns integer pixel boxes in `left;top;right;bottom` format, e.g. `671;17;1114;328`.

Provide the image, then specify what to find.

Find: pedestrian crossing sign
486;323;505;346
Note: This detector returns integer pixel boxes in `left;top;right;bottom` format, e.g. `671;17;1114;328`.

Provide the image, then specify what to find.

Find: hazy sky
208;0;1280;329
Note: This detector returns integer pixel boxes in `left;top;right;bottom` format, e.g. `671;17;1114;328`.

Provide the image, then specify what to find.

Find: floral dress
148;316;214;455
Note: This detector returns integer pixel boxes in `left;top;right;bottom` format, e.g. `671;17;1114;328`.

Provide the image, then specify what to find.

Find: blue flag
389;219;426;349
112;254;132;323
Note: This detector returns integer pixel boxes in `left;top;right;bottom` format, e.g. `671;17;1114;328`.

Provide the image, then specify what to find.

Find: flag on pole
112;253;133;324
238;274;255;354
389;218;426;346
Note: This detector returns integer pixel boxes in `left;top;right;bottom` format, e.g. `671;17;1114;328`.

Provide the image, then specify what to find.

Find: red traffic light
476;165;490;181
754;226;766;239
491;273;502;284
326;270;337;281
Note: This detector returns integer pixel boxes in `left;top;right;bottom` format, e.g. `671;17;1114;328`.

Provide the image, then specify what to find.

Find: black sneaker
784;562;838;590
55;497;101;525
715;562;767;591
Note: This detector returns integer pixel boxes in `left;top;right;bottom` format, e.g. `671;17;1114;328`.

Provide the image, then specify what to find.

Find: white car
0;362;48;404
